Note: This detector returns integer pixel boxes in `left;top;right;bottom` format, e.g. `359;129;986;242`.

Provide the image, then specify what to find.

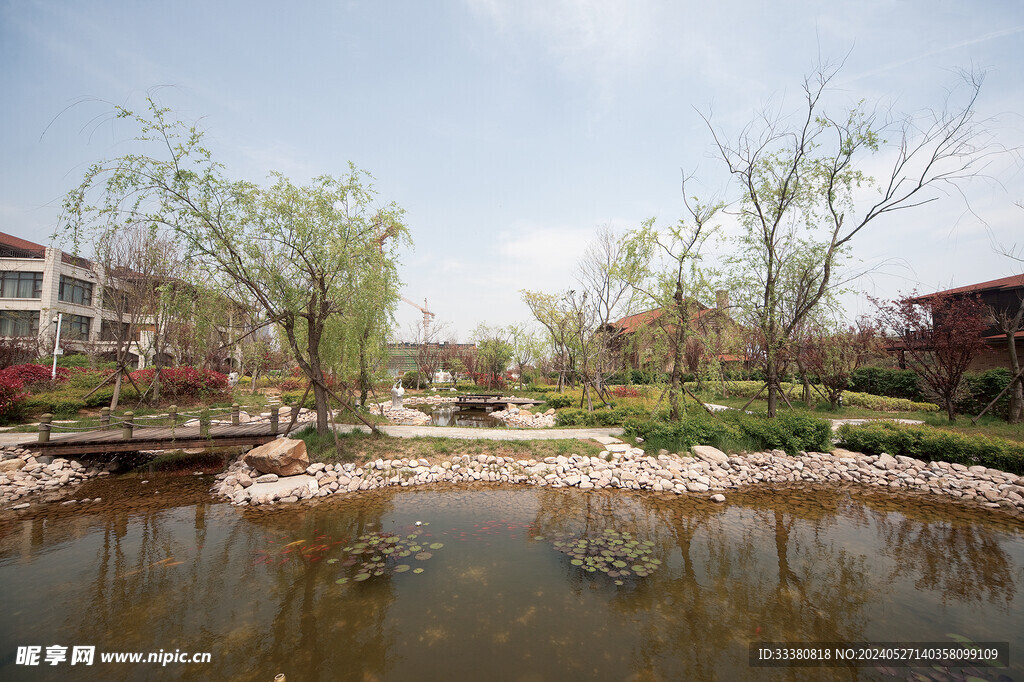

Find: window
59;275;94;306
0;271;43;298
100;319;132;342
63;314;91;341
0;311;40;337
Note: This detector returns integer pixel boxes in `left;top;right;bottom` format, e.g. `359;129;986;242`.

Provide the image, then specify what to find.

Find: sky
1;0;1022;342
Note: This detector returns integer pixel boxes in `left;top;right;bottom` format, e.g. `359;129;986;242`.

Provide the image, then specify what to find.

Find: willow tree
710;64;994;416
62;99;407;434
622;197;720;421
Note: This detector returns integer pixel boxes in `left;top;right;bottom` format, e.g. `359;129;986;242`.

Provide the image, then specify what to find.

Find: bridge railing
36;404;284;443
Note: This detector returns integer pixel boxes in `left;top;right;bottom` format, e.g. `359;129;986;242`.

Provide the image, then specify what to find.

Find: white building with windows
1;231;154;367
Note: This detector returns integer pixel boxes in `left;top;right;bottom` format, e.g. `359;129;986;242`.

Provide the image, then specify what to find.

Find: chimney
716;289;729;310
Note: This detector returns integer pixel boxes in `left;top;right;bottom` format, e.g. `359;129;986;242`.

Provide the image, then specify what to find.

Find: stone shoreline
1;445;115;509
211;438;1024;514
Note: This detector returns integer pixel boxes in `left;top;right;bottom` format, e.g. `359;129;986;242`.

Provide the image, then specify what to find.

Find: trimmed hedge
546;394;574;409
555;405;650;427
622;411;832;456
849;367;923;401
713;380;939;413
836;421;1024;475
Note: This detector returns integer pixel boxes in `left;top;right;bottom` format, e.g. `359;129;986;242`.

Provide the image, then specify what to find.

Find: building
909;274;1024;372
607;290;744;372
0;231;244;370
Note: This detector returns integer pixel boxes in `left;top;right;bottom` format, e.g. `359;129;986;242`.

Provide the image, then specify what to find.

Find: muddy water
423;405;502;427
0;475;1022;681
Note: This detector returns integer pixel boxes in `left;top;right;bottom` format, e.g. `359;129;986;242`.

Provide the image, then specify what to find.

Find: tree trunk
1008;331;1022;424
110;369;122;411
766;362;779;418
945;398;957;423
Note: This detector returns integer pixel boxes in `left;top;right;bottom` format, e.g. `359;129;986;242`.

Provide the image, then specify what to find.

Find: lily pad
570;559;583;566
353;573;371;582
394;564;411;573
415;552;433;560
413;567;424;574
335;577;349;584
429;542;444;550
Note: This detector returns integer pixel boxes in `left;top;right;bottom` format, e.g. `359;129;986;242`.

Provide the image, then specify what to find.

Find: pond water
421;405;501;428
1;475;1022;681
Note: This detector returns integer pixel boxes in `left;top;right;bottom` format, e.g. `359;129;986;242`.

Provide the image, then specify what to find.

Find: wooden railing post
38;413;52;443
100;407;110;430
168;405;177;427
232;403;240;426
270;406;279;435
122;411;134;440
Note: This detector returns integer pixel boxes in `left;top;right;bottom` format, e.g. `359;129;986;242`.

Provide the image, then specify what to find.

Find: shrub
957;368;1012;418
400;371;422;389
836;421;1024;474
623;411;832;455
0;374;28;421
21;392;87;418
546;394;574;409
129;367;230;402
0;363;70;389
849;367;923;401
280;378;304;391
713;380;939;413
732;412;832;454
609;385;640;399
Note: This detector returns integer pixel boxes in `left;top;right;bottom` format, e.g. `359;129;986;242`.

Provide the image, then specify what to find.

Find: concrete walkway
300;424;625;441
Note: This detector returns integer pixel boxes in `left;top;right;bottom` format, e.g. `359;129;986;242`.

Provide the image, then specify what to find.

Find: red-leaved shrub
0;363;70;389
609;385;640;399
0;373;28;419
129;367;230;402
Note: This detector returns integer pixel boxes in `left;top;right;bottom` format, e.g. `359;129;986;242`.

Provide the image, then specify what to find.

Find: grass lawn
294;427;605;464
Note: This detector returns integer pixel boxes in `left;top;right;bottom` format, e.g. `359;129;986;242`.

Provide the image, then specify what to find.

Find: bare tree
711;63;998;416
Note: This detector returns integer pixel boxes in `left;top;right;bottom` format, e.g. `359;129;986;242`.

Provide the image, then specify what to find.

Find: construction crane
401;296;436;340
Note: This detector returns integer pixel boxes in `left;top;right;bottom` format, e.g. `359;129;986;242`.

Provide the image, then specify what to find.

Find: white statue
228;371;239;387
391;380;405;409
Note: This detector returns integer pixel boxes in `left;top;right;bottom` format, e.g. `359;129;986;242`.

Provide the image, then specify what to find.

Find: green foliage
837;421;1024;475
712;380;939;412
958;369;1013;417
623;410;832;455
546;394;574;409
849;367;923;401
400;371;422;389
555;405;650;427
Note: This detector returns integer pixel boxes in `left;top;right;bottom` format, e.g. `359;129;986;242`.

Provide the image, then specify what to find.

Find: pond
1;475;1022;681
420;405;502;428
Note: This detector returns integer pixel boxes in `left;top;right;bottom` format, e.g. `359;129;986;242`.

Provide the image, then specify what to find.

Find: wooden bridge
22;405;295;457
454;394;545;411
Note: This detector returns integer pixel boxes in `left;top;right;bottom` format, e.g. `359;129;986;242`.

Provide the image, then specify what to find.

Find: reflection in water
0;477;1021;681
423;405;501;427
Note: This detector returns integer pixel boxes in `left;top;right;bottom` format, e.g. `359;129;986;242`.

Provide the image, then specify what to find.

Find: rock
11;503;29;510
0;459;25;473
691;445;729;465
243;438;310;476
255;473;279;484
710;494;726;503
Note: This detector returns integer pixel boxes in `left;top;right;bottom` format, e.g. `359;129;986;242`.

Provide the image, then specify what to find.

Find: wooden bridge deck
455;395;544;409
21;423;283;457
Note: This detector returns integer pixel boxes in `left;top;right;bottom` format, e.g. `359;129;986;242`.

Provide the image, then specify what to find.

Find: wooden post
270;406;279;435
200;411;210;438
38;413;52;443
100;407;110;430
122;411;134;440
169;405;177;426
232;403;240;426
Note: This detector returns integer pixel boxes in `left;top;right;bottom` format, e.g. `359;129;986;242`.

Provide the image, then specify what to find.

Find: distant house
0;230;247;370
908;274;1024;372
607;290;744;373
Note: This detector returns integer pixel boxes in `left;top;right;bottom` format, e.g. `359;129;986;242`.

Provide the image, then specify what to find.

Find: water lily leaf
353;573;371;582
398;550;411;558
415;552;433;560
327;558;338;564
570;559;583;566
586;567;596;573
335;578;349;584
429;543;444;550
371;555;383;562
413;567;424;574
353;543;368;549
410;545;422;552
385;536;399;543
612;560;626;568
342;546;353;552
614;580;624;586
533;536;544;541
373;570;384;576
395;564;411;573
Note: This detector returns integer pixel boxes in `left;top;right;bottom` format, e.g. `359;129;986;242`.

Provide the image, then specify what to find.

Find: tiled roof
0;231;47;257
920;274;1024;297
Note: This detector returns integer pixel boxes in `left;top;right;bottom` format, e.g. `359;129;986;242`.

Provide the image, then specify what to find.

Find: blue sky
2;0;1022;341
